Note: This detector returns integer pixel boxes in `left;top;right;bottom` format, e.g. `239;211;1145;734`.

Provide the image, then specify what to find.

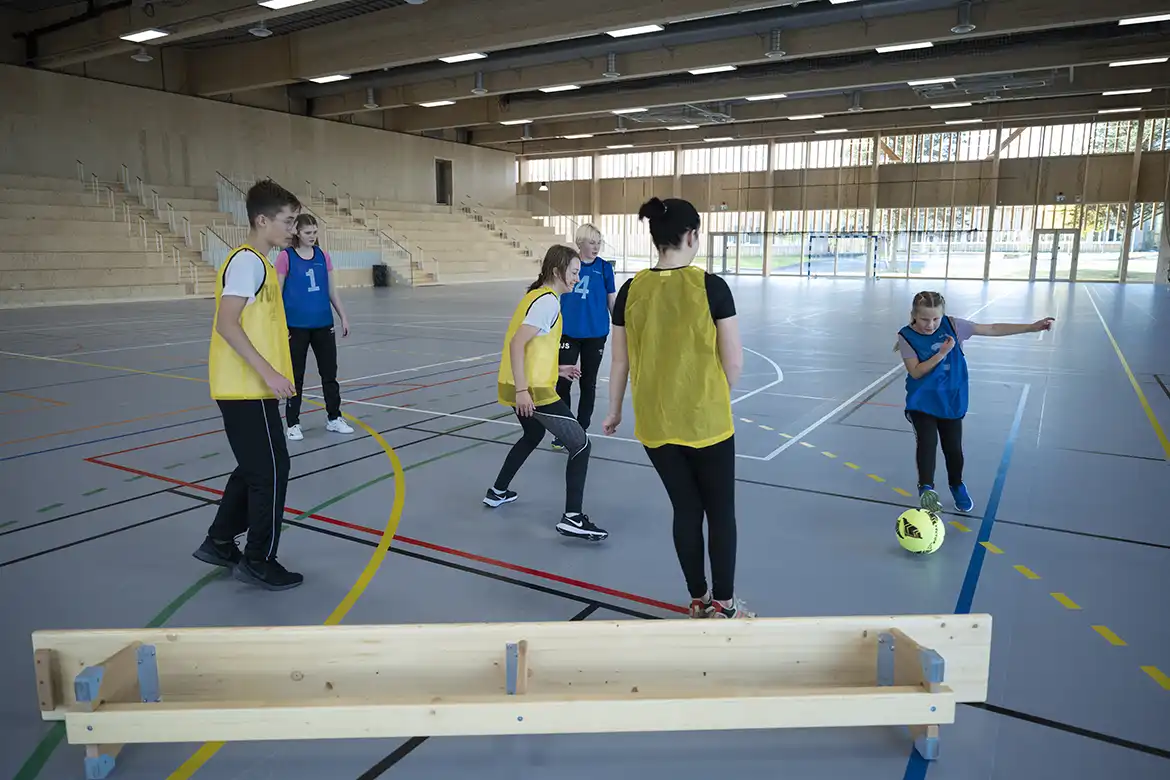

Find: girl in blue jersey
896;290;1053;514
552;223;616;449
276;214;353;441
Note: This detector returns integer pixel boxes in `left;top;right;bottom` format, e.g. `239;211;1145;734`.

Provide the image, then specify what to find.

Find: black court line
355;603;605;780
962;703;1170;761
835;369;903;425
0;397;499;540
994;519;1170;552
1155;374;1170;403
1056;446;1166;463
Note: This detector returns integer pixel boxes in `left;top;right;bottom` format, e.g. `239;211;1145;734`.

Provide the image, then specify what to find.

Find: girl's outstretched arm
972;317;1055;337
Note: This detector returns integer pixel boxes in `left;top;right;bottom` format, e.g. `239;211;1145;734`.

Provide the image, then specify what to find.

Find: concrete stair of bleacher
0;173;219;306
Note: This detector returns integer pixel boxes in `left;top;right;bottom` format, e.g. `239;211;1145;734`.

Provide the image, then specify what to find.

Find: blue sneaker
918;485;942;514
950;483;975;513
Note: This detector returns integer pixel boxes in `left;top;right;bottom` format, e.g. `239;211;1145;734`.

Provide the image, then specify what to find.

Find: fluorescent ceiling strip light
439;52;487;63
908;77;955;86
607;144;634;149
689;65;737;75
1103;88;1152;95
611;107;648;114
945;119;983;125
540;84;580;93
607;24;664;38
876;41;934;53
829;0;861;4
1108;57;1168;67
788;114;824;120
746;93;787;101
815;128;847;134
499;119;533;125
1098;107;1141;113
119;29;169;43
930;102;972;109
308;74;351;83
1119;13;1170;25
418;100;455;107
705;137;736;142
668;125;700;130
563;134;594;139
259;0;316;8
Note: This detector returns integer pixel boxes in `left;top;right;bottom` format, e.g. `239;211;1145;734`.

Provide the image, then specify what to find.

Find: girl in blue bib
896;291;1053;514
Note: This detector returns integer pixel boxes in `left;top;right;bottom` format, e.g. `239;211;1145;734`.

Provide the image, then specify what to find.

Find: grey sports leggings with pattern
492;399;590;514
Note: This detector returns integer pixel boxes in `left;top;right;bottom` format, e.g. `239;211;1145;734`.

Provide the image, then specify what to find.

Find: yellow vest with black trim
623;265;734;448
497;286;562;408
208;245;294;400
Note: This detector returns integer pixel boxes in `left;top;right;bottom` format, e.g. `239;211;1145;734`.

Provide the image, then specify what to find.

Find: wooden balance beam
31;614;991;778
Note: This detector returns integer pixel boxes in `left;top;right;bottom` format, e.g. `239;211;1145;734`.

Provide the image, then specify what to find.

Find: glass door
707;232;734;274
1031;229;1078;281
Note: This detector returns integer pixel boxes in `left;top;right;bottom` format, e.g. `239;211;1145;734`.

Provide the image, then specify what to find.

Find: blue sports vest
281;246;334;329
561;257;614;340
899;316;969;419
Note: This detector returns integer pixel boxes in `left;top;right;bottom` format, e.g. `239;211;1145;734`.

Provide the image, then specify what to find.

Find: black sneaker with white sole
483;488;518;508
555;513;608;541
233;557;304;591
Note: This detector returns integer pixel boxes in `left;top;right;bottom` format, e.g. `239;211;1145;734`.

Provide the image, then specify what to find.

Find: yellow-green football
896;508;945;554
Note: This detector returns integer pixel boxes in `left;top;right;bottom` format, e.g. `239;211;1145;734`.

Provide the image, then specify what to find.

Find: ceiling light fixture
1118;13;1170;25
471;71;488;95
308;74;351;83
607;144;634;149
1108;57;1169;67
746;93;787;101
951;1;976;34
876;41;934;53
945;118;983;125
607;24;664;38
828;0;860;4
258;0;316;8
439;52;487;63
765;28;785;59
419;100;455;107
908;77;955;86
563;134;594;139
815;129;847;134
788;113;825;120
689;65;737;75
499;119;533;125
930;102;972;109
668;125;700;130
248;22;273;38
611;107;648;114
119;29;169;43
1103;88;1153;96
1098;107;1142;114
540;84;580;93
130;47;153;62
705;137;736;142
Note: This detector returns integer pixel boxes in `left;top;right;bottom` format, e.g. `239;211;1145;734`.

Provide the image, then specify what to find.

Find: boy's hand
265;369;295;399
1032;317;1055;332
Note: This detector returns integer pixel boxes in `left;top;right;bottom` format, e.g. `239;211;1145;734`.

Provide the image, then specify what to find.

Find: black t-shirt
611;268;736;327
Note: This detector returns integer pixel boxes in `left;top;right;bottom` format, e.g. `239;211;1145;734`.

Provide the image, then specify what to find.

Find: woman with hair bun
602;197;753;618
483;244;608;542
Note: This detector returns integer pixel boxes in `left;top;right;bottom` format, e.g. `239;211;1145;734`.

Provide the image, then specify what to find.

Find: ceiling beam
508;92;1170;155
186;0;800;97
471;63;1170;144
29;0;357;70
382;36;1170;131
308;0;1170;118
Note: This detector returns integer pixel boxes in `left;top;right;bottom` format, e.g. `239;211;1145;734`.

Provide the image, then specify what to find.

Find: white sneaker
326;417;354;434
286;424;303;441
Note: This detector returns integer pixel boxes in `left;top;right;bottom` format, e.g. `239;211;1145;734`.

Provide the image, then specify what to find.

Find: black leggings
286;325;340;425
906;410;964;488
493;399;590;514
644;436;737;602
556;335;606;431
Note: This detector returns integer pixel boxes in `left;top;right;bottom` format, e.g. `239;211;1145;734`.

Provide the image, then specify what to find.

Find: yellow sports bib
208;245;294;400
623;266;733;448
497;286;562;408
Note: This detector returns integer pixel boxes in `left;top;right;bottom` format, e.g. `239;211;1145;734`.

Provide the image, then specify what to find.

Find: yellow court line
1085;290;1170;460
867;474;886;483
799;441;815;448
822;451;838;459
760;425;774;431
1051;592;1081;610
948;520;971;533
1013;565;1040;580
1091;626;1127;646
165;400;407;779
892;487;911;497
1142;666;1170;691
980;541;1003;554
844;462;860;470
0;349;206;383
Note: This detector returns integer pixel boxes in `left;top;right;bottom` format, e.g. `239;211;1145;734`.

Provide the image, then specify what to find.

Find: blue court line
902;383;1030;780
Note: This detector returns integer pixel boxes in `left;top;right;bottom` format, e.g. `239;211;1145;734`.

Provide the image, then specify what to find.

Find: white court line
0;316;202;335
759;292;1013;461
732;348;784;405
313;352;497;390
47;338;208;357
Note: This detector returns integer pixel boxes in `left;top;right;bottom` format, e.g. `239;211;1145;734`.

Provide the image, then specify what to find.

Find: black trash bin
372;264;389;287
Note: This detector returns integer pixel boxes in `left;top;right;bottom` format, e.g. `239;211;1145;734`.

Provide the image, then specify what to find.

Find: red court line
86;455;687;616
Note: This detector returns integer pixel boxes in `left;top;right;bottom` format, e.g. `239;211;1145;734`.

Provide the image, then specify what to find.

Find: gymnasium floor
1;275;1168;780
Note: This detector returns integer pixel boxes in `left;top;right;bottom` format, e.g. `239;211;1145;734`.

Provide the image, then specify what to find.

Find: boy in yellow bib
485;245;608;541
193;179;304;591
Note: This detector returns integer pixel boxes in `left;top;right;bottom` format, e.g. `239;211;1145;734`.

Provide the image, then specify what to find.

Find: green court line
124;475;145;482
36;503;62;513
163;463;184;470
0;520;16;529
82;487;107;497
199;452;219;460
12;410;512;780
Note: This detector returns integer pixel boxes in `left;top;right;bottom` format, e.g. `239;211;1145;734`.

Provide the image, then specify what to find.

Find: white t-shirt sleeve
220;250;267;302
521;292;561;335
